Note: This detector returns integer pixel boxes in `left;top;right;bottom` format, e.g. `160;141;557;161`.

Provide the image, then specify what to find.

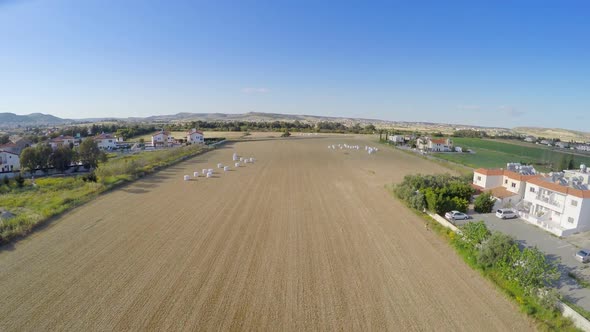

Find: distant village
0;128;205;175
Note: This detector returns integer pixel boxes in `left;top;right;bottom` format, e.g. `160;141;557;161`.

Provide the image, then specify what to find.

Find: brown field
0;136;533;331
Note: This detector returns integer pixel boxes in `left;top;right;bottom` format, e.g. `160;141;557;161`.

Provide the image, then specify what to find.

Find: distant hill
514;127;590;142
3;111;589;142
0;112;70;126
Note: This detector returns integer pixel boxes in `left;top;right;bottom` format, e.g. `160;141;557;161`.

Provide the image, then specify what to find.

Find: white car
496;209;517;219
445;211;471;221
576;250;590;263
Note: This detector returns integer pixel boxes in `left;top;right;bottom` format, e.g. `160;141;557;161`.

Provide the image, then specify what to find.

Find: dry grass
0;136;534;331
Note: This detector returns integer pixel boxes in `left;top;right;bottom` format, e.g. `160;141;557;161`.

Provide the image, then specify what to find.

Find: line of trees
455;221;561;313
394;174;474;215
19;138;106;173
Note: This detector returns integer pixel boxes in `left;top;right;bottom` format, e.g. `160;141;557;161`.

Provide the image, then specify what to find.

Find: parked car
445;211;471;221
495;209;517;219
576;250;590;263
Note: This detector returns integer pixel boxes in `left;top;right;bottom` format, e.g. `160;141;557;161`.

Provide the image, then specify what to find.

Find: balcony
534;194;562;208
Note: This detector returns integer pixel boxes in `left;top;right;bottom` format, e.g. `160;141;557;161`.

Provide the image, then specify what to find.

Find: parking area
454;213;590;311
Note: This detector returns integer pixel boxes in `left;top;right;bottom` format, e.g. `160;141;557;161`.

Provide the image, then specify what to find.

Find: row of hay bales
183;152;255;181
328;144;379;154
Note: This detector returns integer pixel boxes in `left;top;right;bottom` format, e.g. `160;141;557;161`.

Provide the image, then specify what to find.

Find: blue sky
1;0;589;130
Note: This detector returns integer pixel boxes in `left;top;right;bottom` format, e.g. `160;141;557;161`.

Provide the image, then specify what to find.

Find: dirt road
0;137;534;331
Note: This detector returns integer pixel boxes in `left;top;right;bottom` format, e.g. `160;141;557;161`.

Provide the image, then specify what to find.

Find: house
10;137;32;153
0;151;20;172
0;142;19;154
151;131;170;147
555;142;570;149
539;139;552;146
186;129;204;144
524;136;536;143
48;135;77;149
518;165;590;236
94;133;117;150
473;163;540;209
427;138;453;152
387;135;405;144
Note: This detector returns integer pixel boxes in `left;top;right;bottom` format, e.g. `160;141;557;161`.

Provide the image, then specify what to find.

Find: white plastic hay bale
235;162;240;167
193;171;199;177
249;157;254;163
233;153;238;161
217;163;223;168
206;172;213;178
224;166;229;171
239;157;244;162
183;175;190;181
208;168;214;173
202;168;208;174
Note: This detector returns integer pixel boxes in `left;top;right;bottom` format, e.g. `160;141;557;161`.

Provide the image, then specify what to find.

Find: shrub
3;175;10;186
477;232;515;268
460;221;491;250
82;172;98;183
474;192;496;213
15;174;25;188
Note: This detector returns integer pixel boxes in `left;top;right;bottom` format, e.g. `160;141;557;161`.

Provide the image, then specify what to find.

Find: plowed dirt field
0;136;534;331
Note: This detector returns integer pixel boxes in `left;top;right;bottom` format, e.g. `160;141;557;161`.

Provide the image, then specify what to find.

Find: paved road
456;214;590;311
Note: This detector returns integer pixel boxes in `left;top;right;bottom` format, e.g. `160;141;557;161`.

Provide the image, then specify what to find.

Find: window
568;217;575;224
505;179;508;184
529;187;536;193
572;200;578;207
477;176;482;181
511;183;516;188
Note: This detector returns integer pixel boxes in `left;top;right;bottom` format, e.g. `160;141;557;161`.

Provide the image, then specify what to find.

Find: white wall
473;173;503;189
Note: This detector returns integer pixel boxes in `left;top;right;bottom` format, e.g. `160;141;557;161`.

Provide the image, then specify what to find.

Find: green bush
15;174;25;188
459;221;491;250
477;232;515;268
3;175;10;186
474;192;496;213
395;174;473;215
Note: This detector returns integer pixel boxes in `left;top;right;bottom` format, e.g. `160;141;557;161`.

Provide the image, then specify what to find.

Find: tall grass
0;144;210;244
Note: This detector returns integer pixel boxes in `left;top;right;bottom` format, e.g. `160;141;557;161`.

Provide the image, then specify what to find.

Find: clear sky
1;0;589;130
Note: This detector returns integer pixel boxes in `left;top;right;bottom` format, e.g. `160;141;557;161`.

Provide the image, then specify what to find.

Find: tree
281;130;291;137
78;138;102;168
477;232;515;268
498;246;559;295
460;221;491;250
19;147;38;172
51;146;74;172
364;124;376;133
0;134;9;144
35;144;53;172
474;192;496;213
559;155;568;171
568;156;575;170
15;174;25;188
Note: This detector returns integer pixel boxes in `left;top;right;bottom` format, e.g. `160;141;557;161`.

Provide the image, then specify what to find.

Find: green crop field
435;138;590;171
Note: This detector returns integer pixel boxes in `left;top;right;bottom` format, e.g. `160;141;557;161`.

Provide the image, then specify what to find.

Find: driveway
456;213;590;311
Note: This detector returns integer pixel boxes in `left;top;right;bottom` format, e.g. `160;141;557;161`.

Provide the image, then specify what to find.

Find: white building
94;133;117;150
48;135;78;149
387;135;405;144
473;164;540;210
555;142;570;149
426;138;454;152
151;131;170;147
519;167;590;236
187;129;205;144
0;151;20;172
